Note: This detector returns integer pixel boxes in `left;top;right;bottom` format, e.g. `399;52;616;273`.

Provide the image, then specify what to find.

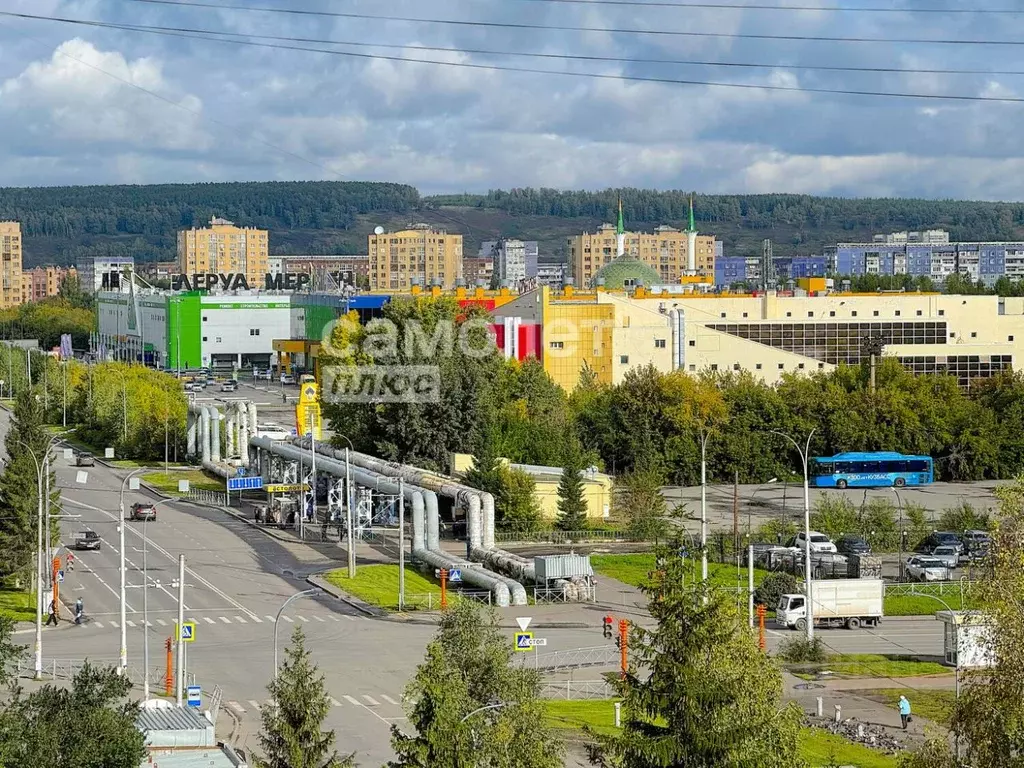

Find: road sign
227;476;264;491
515;617;532;631
265;483;309;494
186;685;201;708
56;570;64;584
515;632;534;652
529;638;548;647
176;621;196;643
448;569;462;583
237;467;247;477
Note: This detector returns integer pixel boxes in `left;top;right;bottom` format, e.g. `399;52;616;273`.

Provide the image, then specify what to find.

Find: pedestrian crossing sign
514;631;533;652
177;621;196;643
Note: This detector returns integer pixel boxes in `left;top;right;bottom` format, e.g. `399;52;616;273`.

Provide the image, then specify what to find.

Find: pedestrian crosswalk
86;613;370;630
225;692;403;716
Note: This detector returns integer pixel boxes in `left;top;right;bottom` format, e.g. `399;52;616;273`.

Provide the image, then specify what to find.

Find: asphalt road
0;404;950;765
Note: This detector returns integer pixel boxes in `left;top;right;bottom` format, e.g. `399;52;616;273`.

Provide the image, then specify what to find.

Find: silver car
906;556;949;582
930;545;960;569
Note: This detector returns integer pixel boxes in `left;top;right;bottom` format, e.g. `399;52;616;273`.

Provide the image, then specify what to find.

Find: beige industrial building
368;224;463;290
0;222;23;309
493;282;1024;391
176;216;269;287
568;225;716;288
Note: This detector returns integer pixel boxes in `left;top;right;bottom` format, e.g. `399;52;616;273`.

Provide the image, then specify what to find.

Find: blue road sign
227;476;263;491
186;685;201;708
237;467;247;477
515;632;534;651
448;569;462;583
56;570;64;583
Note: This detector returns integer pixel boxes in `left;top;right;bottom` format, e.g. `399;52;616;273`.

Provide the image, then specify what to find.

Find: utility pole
732;469;739;563
398;478;405;610
176;554;185;706
346;447;355;578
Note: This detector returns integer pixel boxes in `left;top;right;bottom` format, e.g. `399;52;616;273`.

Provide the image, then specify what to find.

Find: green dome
593;256;662;290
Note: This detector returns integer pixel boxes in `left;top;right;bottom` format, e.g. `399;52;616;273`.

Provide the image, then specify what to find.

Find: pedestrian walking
74;598;84;626
898;695;912;730
45;598;58;626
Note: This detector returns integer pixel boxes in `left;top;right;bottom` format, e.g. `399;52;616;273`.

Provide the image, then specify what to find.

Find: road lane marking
229;702;245;713
343;615;356;621
313;616;325;622
126;620;136;628
250;616;262;623
63;496;256;619
343;695;361;706
234;616;248;623
362;695;380;706
247;700;261;709
297;615;309;622
93;621;104;629
110;620;118;628
329;697;342;707
382;695;401;706
281;616;293;623
157;619;167;626
219;617;232;624
204;617;216;624
328;615;340;621
265;615;276;623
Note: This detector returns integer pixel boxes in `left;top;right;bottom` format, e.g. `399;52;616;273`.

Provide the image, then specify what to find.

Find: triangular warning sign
516;617;531;631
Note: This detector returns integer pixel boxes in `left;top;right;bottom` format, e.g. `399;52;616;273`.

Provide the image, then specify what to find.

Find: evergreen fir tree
555;438;589;531
463;420;503;498
390;601;561;768
255;627;356;768
590;537;805;768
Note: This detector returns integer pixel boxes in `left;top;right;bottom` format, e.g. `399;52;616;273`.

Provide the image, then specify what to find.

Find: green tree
589;540;805;767
495;466;542;532
555;438;589;531
614;465;668;541
2;662;146;768
255;627;355;768
389;600;561;768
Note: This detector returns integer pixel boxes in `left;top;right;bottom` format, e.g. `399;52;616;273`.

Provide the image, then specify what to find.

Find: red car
130;503;157;521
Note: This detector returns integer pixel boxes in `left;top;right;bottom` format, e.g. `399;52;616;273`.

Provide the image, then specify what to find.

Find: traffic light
603;615;614;640
615;636;622;650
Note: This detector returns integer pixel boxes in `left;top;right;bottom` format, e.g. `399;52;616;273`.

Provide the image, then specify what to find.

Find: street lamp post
332;434;357;579
118;468;148;675
274;589;320;678
699;430;711;583
909;589;962;758
746;478;779;540
771;428;817;641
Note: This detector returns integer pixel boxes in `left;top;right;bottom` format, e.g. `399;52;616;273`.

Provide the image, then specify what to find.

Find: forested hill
3;180;1024;267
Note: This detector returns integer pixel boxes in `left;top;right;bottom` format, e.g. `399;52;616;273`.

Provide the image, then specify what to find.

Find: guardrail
539;680;616;700
493;530;631;545
185;489;228;507
533;586;598;604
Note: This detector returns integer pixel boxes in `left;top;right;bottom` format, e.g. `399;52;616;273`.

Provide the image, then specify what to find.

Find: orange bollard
165;638;173;696
440;569;448;610
618;619;629;679
757;604;767;651
52;557;61;618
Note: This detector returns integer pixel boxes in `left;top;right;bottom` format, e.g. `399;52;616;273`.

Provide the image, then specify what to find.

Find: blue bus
810;452;934;489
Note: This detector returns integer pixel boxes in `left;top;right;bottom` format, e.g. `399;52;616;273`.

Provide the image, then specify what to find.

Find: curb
306;572;387;619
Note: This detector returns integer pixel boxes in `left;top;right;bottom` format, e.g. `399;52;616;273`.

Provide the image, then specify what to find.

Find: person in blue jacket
898;695;912;730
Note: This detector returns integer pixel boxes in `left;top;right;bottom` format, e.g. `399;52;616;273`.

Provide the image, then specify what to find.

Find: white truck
777;578;884;631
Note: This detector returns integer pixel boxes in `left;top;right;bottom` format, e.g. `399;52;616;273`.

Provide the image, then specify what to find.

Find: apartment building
176;217;269;287
21;266;75;303
569;224;716;288
367;224;463;290
0;222;23;309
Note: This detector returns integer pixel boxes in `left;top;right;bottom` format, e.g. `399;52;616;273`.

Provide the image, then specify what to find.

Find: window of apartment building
733;363;740;371
873;310;880;316
950;332;956;338
550;341;564;349
742;312;748;318
755;363;762;370
654;339;666;348
798;363;805;369
250;329;260;336
971;332;977;338
689;340;696;347
829;311;835;317
939;309;945;316
778;363;784;369
917;310;923;316
620;356;629;364
720;312;726;318
808;312;814;318
710;364;718;371
852;311;858;317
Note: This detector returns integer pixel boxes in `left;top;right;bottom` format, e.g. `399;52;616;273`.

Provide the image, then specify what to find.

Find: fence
185;489;228;507
493;530;632;545
12;658;194;689
539;680;616;700
884;580;975;600
400;590;492;611
533;585;598;604
517;646;619;673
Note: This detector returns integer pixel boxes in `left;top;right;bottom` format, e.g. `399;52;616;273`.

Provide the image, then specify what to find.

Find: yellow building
368;224;463;290
176;216;269;287
21;266;75;304
452;453;614;522
0;222;23;310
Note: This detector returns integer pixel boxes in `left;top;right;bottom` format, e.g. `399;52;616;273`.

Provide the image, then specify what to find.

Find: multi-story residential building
279;255;370;288
0;222;23;309
176;216;269;287
78;255;134;293
536;262;566;287
831;236;1024;285
137;261;177;282
367;224;462;290
873;230;950;245
568;211;716;288
492;239;528;285
462;256;494;287
21;266;75;303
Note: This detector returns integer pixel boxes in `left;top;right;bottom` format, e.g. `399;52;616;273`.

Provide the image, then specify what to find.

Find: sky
1;0;1024;198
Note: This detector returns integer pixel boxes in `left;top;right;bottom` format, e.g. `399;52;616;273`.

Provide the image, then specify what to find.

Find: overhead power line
113;0;1024;47
6;11;1024;104
17;12;1024;76
376;0;1024;11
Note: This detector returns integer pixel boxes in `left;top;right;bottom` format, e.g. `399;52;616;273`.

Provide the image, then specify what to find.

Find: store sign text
171;273;312;291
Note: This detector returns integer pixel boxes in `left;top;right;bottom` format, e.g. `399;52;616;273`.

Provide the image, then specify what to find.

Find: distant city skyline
1;2;1023;198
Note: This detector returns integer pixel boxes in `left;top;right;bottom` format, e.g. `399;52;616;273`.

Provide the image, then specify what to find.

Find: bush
937;501;991;533
778;635;828;663
754;572;797;608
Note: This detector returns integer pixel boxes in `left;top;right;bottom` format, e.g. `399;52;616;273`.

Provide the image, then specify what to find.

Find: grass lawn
0;589;36;622
591;553;770;590
859;689;956;727
799;727;899;767
544;701;898;766
45;427;153;469
323;565;447;611
142;470;224;494
884;593;977;617
791;654;951;680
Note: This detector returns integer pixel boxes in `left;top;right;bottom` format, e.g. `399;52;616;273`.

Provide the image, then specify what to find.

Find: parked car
930;545;961;569
280;374;296;385
188;382;204;393
221;380;238;392
74;451;95;467
74;530;101;551
129;503;157;521
961;529;991;559
790;531;838;554
835;535;872;556
905;556;949;582
915;531;964;555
